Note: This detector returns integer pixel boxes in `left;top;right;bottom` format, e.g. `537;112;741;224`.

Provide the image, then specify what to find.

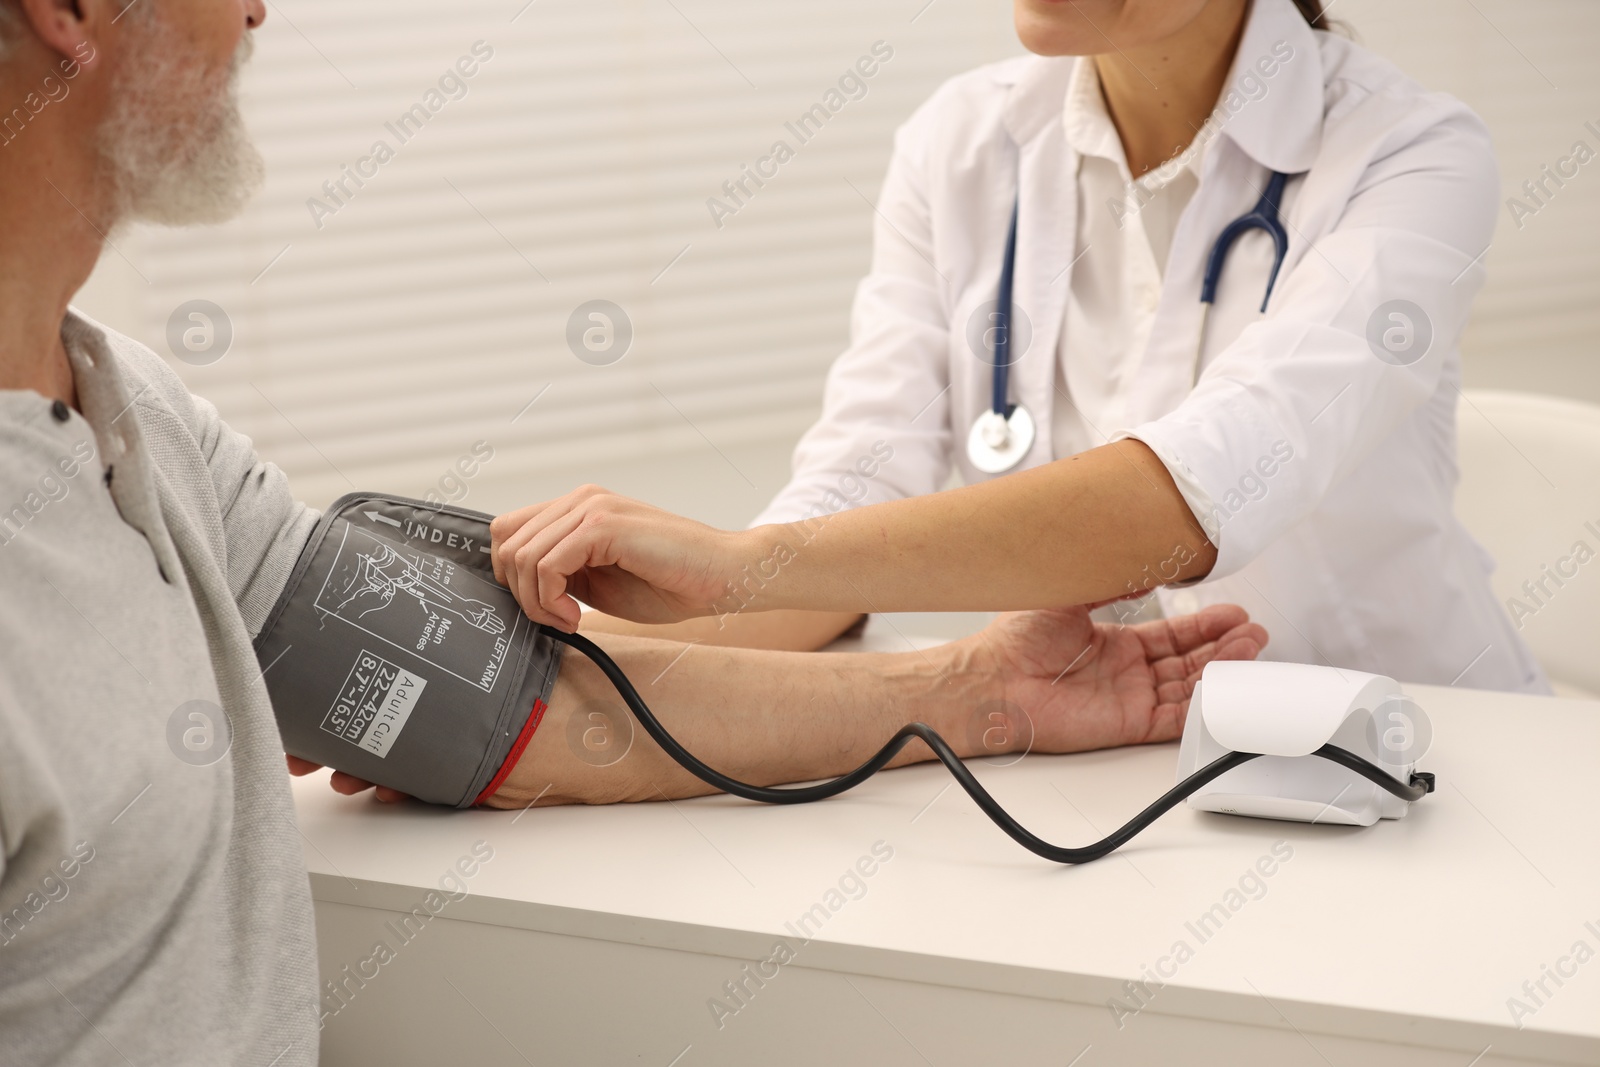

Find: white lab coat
753;0;1547;692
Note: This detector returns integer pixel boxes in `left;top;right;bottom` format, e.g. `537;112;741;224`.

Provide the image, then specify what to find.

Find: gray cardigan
0;310;320;1065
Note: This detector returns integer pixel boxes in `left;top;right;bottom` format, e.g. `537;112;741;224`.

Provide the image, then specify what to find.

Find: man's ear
13;0;110;72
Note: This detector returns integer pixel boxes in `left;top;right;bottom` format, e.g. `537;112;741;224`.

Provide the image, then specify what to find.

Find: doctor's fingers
505;507;593;630
489;485;614;584
494;493;594;611
533;516;602;632
490;503;546;584
494;511;552;606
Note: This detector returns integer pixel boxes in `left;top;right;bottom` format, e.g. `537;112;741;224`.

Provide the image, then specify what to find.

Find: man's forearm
752;439;1217;615
486;630;996;808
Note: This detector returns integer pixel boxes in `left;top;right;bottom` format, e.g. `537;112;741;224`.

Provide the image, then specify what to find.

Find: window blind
77;0;1021;508
74;0;1600;513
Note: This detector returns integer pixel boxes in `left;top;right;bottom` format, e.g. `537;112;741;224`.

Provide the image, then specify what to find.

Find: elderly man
0;1;1266;1063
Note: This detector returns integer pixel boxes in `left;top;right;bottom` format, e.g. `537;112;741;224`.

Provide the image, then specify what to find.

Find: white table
294;681;1599;1067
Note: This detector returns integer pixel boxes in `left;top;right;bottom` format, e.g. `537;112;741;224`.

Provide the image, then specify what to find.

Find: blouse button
50;399;70;423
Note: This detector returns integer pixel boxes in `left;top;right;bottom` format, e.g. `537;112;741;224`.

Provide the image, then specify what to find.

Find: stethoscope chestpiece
968;195;1034;475
967;406;1035;474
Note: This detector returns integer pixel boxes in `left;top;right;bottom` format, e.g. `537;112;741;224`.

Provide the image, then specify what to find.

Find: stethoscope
966;170;1294;474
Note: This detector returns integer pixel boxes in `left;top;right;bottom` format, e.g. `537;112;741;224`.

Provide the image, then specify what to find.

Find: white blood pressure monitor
1178;661;1426;826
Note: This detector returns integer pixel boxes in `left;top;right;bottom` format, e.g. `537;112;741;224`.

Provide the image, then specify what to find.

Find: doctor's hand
970;603;1269;753
490;487;749;630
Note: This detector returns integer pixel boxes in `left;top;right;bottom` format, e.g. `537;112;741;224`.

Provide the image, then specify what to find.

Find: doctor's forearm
579;607;865;652
757;440;1216;613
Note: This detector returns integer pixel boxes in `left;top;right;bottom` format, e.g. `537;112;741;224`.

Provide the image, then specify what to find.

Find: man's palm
982;604;1269;756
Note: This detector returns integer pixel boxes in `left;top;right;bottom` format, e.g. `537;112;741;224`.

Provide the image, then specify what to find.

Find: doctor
494;0;1547;692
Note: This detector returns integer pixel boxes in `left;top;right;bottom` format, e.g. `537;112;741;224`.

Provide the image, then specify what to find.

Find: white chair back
1456;390;1600;698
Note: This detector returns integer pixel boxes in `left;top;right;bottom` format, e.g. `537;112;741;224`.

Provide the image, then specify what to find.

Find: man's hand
963;603;1269;754
285;755;408;803
490;487;752;630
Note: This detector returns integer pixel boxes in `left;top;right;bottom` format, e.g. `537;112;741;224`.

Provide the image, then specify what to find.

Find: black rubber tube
544;628;1430;863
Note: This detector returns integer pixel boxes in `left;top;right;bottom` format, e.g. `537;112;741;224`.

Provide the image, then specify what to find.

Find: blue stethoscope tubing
974;170;1294;470
990;198;1021;418
1200;169;1291;312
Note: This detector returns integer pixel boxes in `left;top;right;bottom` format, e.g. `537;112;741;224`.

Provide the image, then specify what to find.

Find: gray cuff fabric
254;493;563;807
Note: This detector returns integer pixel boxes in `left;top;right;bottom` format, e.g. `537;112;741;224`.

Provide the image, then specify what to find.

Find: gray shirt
0;310;320;1065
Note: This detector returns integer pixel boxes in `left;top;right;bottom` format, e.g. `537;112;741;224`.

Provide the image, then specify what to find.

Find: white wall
73;0;1600;541
1334;0;1600;404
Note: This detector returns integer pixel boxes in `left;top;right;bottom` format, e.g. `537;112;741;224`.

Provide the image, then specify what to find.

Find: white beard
99;20;263;227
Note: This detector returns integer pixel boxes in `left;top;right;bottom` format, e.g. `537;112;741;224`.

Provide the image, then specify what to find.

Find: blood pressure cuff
253;492;563;808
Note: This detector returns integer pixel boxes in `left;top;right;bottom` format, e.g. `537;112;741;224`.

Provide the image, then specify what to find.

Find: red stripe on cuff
473;698;549;807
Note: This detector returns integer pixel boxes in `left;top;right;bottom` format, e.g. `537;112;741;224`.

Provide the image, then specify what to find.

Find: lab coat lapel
1131;175;1214;423
1124;0;1326;426
1002;57;1079;467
